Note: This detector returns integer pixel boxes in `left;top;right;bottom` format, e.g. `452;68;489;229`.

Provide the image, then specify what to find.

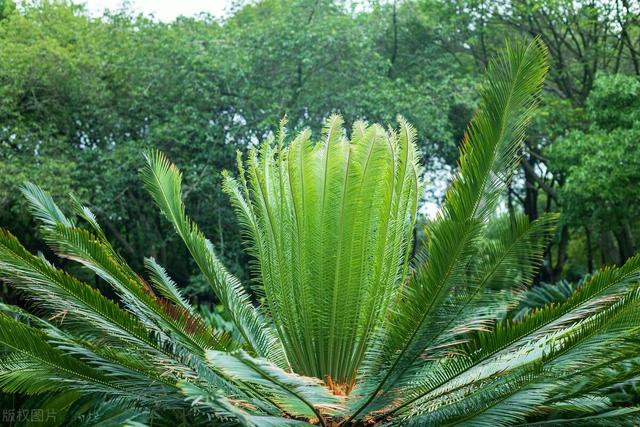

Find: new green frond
223;117;420;385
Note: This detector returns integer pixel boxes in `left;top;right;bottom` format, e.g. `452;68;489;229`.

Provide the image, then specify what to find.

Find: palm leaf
349;37;549;419
141;150;286;367
206;350;342;422
20;184;232;357
145;256;194;314
0;314;122;396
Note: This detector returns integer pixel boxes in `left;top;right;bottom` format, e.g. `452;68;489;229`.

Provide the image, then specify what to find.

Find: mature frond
20;183;233;356
348;37;549;419
206;350;342;421
145;256;194;314
0;314;123;396
383;257;640;421
0;229;165;355
178;381;313;427
141;150;286;367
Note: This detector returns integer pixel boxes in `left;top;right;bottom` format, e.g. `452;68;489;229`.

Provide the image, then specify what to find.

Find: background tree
548;74;640;273
0;0;473;301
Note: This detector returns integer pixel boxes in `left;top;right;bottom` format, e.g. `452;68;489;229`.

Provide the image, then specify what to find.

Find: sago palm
1;39;640;426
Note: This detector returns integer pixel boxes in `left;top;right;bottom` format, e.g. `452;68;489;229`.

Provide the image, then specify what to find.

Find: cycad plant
2;39;640;426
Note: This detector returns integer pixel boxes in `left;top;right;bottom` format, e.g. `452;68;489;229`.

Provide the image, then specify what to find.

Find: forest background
1;0;639;305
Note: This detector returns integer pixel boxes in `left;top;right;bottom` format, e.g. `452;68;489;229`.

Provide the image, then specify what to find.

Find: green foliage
587;74;640;131
1;39;639;426
547;74;640;263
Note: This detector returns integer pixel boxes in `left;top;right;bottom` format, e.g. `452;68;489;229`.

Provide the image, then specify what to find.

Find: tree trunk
551;225;569;282
600;229;621;266
523;158;539;222
584;225;594;274
614;220;636;263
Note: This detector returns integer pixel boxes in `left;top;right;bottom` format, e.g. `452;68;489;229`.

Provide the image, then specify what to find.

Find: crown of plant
1;38;640;426
222;115;420;387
